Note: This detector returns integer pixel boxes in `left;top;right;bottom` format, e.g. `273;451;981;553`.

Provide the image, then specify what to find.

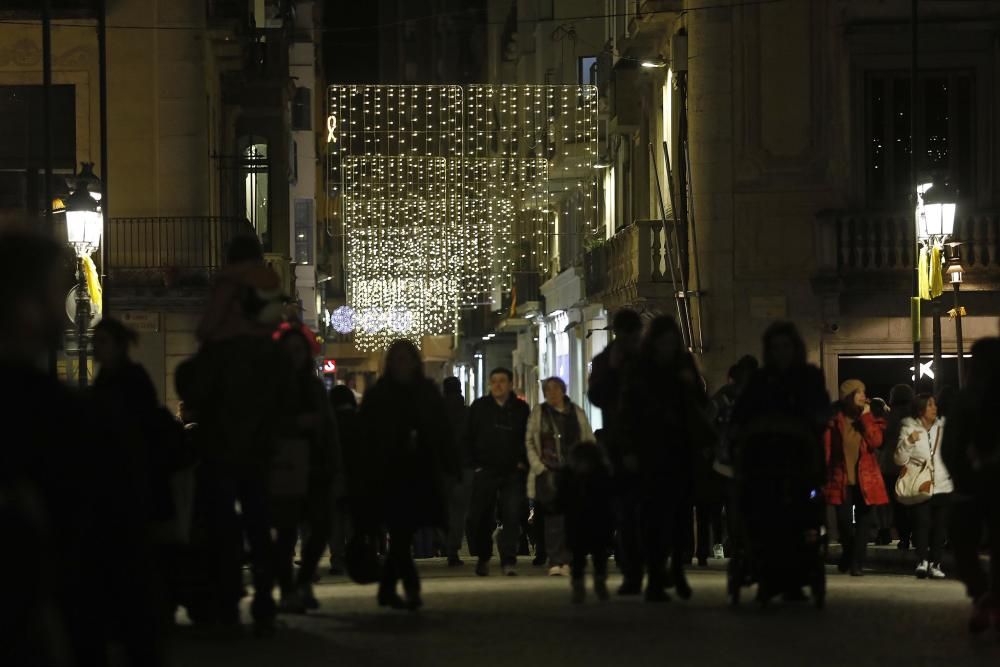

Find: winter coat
894;417;953;496
525;402;596;499
824;411;888;506
360;376;458;529
464;393;531;474
619;357;708;500
941;384;1000;497
176;336;297;477
880;410;909;478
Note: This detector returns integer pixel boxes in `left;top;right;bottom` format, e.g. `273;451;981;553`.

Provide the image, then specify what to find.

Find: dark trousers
446;469;474;557
888;476;913;546
192;464;275;625
273;481;332;595
615;485;644;583
951;494;1000;602
835;486;873;570
641;495;675;589
380;524;419;596
468;469;525;565
695;502;724;561
912;493;952;563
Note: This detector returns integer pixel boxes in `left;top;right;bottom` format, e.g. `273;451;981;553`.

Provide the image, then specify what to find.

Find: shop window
864;70;974;209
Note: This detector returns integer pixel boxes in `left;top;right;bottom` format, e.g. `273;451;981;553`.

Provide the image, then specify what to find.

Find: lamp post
945;242;965;388
915;177;957;393
65;163;104;388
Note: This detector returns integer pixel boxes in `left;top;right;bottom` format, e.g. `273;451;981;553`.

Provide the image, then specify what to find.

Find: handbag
894;426;941;506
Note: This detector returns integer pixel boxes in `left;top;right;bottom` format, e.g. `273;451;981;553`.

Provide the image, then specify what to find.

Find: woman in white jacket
895;394;954;579
526;377;596;576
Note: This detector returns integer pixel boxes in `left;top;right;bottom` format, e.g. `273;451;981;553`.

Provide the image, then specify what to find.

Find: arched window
240;138;269;246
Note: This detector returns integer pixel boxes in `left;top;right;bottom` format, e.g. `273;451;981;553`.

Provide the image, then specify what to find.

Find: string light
326;84;599;350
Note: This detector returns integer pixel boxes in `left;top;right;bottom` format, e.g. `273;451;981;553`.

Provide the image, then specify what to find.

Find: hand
908;431;921;444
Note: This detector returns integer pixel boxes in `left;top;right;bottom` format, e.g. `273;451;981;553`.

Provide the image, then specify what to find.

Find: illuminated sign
322;359;337;375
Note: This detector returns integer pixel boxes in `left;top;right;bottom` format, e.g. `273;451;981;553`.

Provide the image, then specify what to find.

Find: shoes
897;540;910;551
403;584;423;612
969;594;992;635
571;579;586;605
697;557;709;567
561;565;572;576
532;555;547;567
298;584;319;611
618;579;643;596
837;558;850;574
447;555;465;567
783;588;809;603
475;560;490;577
929;563;946;580
916;560;929;579
377;590;408;610
713;544;725;560
328;565;345;577
594;576;610;602
502;564;518;577
850;567;865;577
549;564;564;576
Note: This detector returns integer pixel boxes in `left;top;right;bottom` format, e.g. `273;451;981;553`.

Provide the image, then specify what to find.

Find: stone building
0;0;324;408
503;0;1000;400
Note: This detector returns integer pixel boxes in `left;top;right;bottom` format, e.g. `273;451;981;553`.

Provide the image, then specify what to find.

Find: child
562;431;615;603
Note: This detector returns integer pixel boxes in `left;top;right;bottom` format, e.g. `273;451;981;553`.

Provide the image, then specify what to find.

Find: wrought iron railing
106;216;251;288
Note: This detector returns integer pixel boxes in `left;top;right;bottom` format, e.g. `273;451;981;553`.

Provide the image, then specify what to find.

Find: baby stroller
726;423;827;608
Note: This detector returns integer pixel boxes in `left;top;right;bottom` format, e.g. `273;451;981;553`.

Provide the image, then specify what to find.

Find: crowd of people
3;228;1000;666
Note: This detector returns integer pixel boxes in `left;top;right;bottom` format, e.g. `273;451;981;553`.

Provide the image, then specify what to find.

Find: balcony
584;218;684;311
106;216;251;294
814;210;1000;293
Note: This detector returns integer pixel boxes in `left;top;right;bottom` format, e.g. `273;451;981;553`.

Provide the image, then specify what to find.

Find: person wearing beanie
824;379;888;576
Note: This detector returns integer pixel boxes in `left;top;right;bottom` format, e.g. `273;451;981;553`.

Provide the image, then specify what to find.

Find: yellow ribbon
82;255;103;315
929;244;943;299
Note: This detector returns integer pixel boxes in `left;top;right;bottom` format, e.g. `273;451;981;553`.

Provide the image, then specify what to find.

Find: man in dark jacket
443;377;472;566
466;367;531;576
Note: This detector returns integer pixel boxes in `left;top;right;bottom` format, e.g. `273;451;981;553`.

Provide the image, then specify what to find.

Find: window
294;198;314;265
578;56;597;87
864;71;974;208
292;87;311;131
241;140;269;245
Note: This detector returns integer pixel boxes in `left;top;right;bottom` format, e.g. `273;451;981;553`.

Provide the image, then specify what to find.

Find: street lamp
945;242;965;388
915;177;957;393
64;162;104;388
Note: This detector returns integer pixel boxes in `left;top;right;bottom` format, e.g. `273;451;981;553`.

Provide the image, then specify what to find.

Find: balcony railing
816;210;1000;278
106;216;251;288
584;219;684;309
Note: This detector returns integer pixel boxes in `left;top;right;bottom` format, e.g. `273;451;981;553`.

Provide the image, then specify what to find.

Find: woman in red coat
825;379;887;576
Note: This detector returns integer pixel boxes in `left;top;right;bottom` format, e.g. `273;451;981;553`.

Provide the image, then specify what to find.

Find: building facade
0;0;323;408
487;0;1000;404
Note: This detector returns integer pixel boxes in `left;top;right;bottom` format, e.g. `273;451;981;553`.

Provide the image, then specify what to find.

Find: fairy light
326;84;599;350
